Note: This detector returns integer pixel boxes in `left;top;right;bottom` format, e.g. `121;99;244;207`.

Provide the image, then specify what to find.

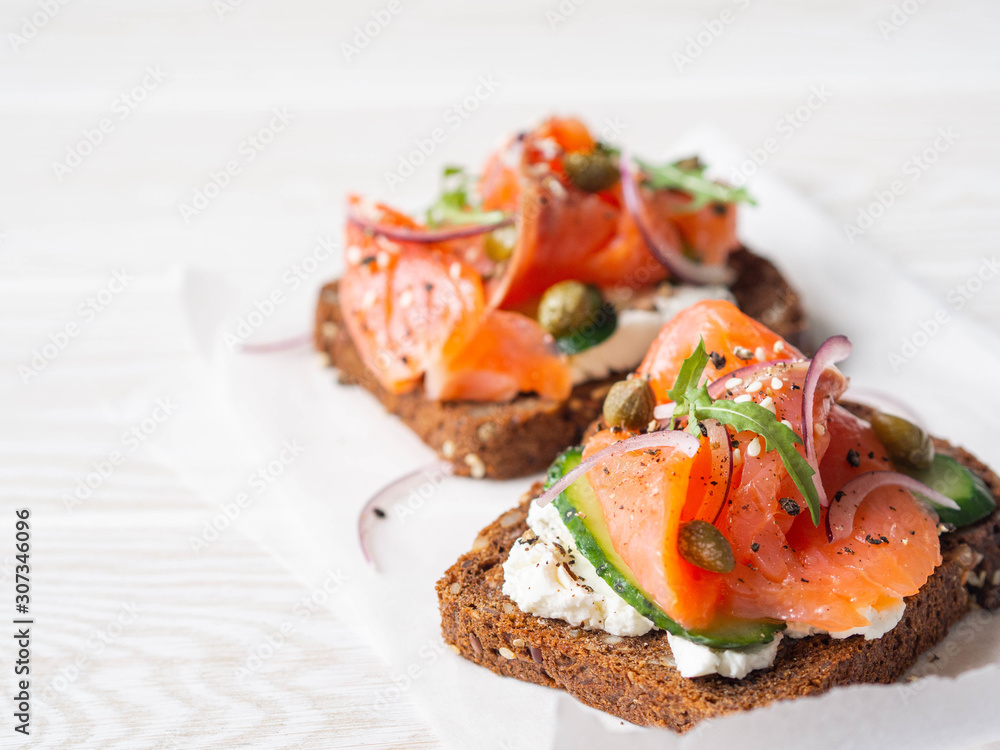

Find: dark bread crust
315;247;804;479
436;415;1000;732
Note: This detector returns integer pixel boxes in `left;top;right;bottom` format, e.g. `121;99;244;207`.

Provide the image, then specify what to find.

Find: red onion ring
802;336;852;507
826;470;960;542
240;333;314;354
701;419;733;524
841;386;927;431
358;460;455;571
347;207;513;244
535;430;700;508
619;150;735;286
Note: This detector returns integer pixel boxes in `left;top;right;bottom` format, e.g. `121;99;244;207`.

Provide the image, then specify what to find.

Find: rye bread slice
436;410;1000;732
315;247;805;479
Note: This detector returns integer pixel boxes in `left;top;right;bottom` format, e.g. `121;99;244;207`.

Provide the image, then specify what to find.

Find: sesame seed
547;178;567;199
755;346;767;362
759;396;775;413
725;377;743;388
361;289;377;309
733;448;742;464
376;250;390;268
464;453;487;479
399;289;414;308
734;394;753;403
449;262;462;280
747;380;763;393
771;377;784;390
746;438;761;457
781;419;794;429
815;423;826;436
346;246;363;265
773;341;785;353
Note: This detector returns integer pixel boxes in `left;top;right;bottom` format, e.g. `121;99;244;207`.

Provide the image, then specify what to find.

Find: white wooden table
2;1;999;747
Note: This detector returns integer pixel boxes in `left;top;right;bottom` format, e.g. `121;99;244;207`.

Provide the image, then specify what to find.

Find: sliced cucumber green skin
546;448;784;648
903;453;997;528
554;303;617;355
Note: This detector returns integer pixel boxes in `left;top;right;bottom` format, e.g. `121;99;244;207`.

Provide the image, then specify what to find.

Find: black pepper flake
910;530;916;535
361;255;377;265
833;490;845;504
800;578;810;583
708;351;726;370
865;534;889;545
868;451;875;459
373;507;386;518
746;562;757;571
731;438;740;448
698;421;708;437
778;497;801;516
603;467;610;475
842;546;855;555
712;202;728;216
846;449;861;467
750;542;760;552
790;383;801;391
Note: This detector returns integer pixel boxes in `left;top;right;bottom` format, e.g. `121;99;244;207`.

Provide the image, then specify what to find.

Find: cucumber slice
546;448;784;648
902;453;997;528
553;302;617;355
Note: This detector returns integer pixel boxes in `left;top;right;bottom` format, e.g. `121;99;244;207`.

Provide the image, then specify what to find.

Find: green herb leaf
636;157;756;212
663;343;821;525
696;401;820;525
426;166;507;227
666;338;711;407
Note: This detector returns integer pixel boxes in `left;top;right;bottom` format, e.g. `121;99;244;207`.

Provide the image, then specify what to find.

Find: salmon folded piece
583;300;941;633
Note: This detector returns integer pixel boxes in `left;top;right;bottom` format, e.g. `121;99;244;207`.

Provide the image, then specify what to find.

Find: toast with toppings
437;428;1000;732
316;247;802;479
436;300;1000;730
316;115;804;479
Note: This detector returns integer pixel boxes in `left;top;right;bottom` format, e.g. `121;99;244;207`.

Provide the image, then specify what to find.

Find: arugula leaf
667;339;711;406
426;166;506;227
665;343;821;525
636;157;756;212
666;338;713;433
697;401;821;525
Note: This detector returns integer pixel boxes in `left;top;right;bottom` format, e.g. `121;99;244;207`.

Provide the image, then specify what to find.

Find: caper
677;520;735;574
537;281;604;339
483;225;516;263
564;150;620;193
602;378;656;431
673;156;704;172
871;413;934;470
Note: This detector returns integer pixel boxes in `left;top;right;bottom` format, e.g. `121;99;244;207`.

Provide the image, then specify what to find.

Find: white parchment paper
178;133;1000;749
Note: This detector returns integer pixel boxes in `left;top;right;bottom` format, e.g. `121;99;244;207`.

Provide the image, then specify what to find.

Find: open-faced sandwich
437;299;1000;731
316;116;804;479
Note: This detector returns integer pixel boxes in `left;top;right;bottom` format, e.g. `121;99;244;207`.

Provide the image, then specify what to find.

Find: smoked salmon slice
339;197;486;395
424;310;571;403
583;300;941;633
637;299;803;403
